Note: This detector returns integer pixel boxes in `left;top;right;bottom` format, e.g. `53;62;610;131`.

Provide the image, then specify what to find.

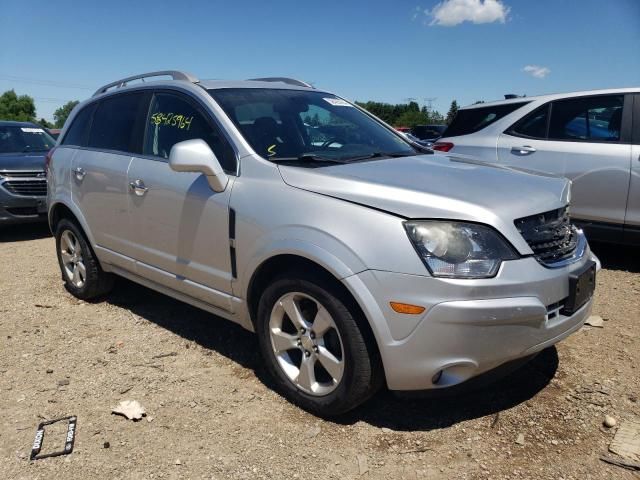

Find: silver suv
47;71;599;415
433;88;640;244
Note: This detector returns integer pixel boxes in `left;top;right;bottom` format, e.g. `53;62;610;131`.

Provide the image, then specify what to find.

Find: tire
256;272;382;416
54;218;114;300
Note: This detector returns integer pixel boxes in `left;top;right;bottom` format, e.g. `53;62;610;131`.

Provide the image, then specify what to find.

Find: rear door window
88;92;146;153
444;102;529;137
62;102;97;147
548;95;624;142
143;92;236;172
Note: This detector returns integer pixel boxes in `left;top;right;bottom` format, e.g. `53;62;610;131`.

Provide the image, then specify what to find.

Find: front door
127;90;238;311
497;94;632;230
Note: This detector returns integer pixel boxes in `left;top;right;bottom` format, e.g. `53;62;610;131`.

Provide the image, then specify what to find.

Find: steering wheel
320;138;345;149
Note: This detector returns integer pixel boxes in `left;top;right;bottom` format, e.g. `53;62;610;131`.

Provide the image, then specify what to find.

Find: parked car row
0;121;53;224
434;88;640;244
43;71;599;416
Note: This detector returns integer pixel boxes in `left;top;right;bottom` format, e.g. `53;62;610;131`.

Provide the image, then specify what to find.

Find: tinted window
0;126;56;154
444;102;529;137
62;102;97;147
143;92;236;172
88;92;145;153
412;124;446;140
509;104;549;139
209;88;416;164
549;95;624;142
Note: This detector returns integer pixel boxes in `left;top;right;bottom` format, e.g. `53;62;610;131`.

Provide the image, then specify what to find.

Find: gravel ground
0;223;638;479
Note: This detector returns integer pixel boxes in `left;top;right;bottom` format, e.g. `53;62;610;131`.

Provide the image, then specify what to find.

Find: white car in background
433;88;640;244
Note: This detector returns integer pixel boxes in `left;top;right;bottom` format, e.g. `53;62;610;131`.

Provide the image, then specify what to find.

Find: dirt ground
0;223;638;480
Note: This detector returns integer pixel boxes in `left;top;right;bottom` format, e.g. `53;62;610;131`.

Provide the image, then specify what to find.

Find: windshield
0;126;56;154
208;88;418;164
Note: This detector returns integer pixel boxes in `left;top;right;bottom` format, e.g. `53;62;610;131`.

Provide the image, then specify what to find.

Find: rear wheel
256;273;381;416
55;218;114;300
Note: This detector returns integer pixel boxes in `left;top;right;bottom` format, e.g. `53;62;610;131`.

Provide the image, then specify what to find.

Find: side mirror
169;139;229;192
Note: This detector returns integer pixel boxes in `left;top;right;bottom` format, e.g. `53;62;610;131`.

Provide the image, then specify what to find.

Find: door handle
129;179;149;196
511;146;537;156
73;167;86;181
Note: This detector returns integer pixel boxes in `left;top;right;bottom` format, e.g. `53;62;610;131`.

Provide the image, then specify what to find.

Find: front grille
2;179;48;197
515;207;578;265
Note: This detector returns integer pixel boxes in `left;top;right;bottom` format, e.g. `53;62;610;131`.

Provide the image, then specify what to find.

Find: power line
0;75;94;90
33;97;77;104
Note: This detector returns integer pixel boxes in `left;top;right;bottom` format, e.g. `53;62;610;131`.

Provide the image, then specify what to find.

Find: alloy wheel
59;230;86;288
269;292;345;396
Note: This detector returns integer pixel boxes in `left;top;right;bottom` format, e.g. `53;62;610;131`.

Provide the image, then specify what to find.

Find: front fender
236;226;368;300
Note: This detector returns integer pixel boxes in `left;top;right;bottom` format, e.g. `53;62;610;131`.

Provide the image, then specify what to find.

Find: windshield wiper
271;154;347;165
341;151;415;162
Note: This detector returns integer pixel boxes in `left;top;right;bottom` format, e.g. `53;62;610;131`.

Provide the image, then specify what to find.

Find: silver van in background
433;88;640;244
47;71;599;415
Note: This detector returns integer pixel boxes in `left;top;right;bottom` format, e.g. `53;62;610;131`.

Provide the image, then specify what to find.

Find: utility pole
423;97;437;112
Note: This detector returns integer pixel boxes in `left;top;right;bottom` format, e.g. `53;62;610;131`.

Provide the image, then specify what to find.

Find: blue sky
1;0;639;121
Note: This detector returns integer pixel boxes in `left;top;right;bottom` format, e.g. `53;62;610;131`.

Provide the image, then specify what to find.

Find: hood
278;154;571;254
0;152;47;172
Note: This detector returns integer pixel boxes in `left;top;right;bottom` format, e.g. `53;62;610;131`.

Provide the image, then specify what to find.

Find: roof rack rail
93;70;199;97
247;77;314;88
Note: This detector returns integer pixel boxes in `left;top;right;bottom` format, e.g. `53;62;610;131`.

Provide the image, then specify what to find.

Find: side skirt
107;264;254;332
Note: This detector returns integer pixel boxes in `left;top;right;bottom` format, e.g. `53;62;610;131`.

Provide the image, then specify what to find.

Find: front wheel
256;274;381;416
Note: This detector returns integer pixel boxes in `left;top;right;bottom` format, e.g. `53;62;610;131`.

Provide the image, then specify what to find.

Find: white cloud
427;0;510;27
522;65;551;79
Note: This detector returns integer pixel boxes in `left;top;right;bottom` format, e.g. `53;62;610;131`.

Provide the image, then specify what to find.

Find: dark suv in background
0;121;54;225
411;124;446;142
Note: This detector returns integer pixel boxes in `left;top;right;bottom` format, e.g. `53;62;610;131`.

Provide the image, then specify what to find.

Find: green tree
428;110;445;124
53;100;80;128
395;110;427;128
38;118;54;129
446;100;459;125
0;89;36;122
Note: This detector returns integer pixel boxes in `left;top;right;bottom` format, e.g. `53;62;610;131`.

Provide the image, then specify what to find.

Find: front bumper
344;249;599;391
0;188;47;224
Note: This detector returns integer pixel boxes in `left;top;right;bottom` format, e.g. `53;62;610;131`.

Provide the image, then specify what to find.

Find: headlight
404;221;518;278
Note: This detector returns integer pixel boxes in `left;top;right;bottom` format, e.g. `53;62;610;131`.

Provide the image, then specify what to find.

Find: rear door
71;91;149;268
127;90;237;311
497;94;632;230
624;94;640;242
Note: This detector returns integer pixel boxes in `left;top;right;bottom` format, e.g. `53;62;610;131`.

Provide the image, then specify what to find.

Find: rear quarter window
61;102;97;147
444;102;529;137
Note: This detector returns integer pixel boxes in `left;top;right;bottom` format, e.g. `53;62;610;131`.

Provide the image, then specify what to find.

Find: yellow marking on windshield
267;144;277;157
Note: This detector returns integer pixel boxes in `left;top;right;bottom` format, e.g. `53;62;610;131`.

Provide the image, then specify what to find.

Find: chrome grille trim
0;170;46;179
1;179;48;197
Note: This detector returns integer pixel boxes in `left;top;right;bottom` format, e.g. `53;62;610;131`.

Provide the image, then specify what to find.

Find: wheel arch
245;253;384;384
49;201;99;256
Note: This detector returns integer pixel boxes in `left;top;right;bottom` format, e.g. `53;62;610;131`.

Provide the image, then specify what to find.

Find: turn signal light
389;302;426;315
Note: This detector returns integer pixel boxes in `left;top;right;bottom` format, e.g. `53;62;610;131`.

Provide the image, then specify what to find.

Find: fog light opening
431;370;443;385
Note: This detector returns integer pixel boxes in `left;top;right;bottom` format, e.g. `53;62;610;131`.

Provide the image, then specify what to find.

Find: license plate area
561;261;596;315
